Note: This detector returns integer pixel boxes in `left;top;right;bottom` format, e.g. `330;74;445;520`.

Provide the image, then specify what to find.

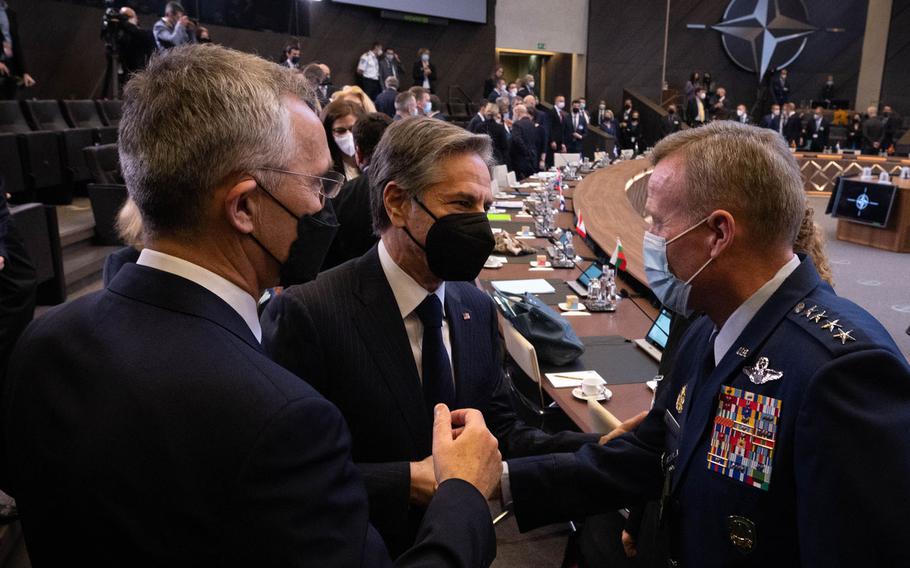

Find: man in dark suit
374;76;399;118
709;87;731;121
487;78;507;103
772;68;790;105
322;112;390;270
517;74;536;99
567;99;588;153
3;44;502;567
687;88;708;127
379;47;405;87
503;122;910;566
467;106;486;133
862;105;886;155
805;106;829;151
782;103;803;147
0;190;36;385
734;104;751;125
262;117;599;557
510;103;540;179
881;104;899;150
760;103;783;133
659;105;682;139
549;95;572;154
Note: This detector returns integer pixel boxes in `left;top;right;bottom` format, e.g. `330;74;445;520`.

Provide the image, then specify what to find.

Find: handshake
409;404;502;506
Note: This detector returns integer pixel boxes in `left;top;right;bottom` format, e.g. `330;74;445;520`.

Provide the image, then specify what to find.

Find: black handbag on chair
491;289;585;365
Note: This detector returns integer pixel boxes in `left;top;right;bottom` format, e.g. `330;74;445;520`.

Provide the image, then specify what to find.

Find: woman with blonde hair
330;85;377;113
794;205;834;286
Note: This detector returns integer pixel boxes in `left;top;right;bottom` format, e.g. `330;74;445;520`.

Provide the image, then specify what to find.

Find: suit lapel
672;257;822;491
352;247;431;449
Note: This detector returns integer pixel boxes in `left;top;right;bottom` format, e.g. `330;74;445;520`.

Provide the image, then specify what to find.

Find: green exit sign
537;42;545;49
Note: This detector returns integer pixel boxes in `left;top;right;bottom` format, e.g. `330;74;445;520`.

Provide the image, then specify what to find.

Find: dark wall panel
587;0;868;114
13;0;496;101
881;0;910;113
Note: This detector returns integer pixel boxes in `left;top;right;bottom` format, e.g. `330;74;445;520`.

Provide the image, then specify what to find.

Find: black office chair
87;183;128;246
96;99;123;128
0;101;67;202
61;100;118;144
83;143;122;185
22;100;95;186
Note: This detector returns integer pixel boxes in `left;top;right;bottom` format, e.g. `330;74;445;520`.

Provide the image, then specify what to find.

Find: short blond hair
651;121;805;247
115;198;144;249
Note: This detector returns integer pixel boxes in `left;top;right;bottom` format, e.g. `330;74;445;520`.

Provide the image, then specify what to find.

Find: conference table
478;160;659;433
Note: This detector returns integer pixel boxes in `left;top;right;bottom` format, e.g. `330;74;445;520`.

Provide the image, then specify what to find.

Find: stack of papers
491;279;556;295
544;370;605;389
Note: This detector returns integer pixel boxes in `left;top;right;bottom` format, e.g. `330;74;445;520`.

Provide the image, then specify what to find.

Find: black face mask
250;184;339;287
404;197;495;281
290;56;300;65
668;108;675;114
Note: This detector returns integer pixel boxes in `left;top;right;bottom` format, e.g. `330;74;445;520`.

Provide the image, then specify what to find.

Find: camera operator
0;1;36;100
117;8;155;81
153;1;196;51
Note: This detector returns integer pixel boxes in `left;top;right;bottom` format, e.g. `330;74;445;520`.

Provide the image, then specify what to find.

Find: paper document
491;279;556;295
544;370;605;389
492;201;524;209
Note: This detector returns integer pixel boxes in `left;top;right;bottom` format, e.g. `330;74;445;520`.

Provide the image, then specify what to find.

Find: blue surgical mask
424;101;432;114
642;216;714;317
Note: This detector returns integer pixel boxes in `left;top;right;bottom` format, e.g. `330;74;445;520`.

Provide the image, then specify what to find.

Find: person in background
301;63;329;107
846;112;863;150
478;102;510;167
467;102;486;133
734;104;750;125
0;189;36;384
709;86;730;121
772;67;790;105
782;102;803;147
761;103;783;133
357;41;383;101
621;98;634;122
862;105;885;155
393;91;417;121
487;78;507;103
102;198;144;286
591;101;608;128
578;98;590;126
550;95;571;154
687;87;708;127
379;46;404;87
620;110;643;152
3;44;503;566
684;72;700;103
427;95;447;121
152;1;196;50
599;108;617;138
332;85;378;114
701;71;714;97
660;105;682;139
280;43;301;69
322;112;391;270
819;74;835;106
510;103;540;179
412;48;437;93
805;106;829;151
881;104;899;152
495;95;512;125
484;64;504;100
0;0;36;100
409;86;431;117
317;62;337;106
195;26;211;43
103;6;155;95
517;74;536;99
322;99;365;181
375;76;399;118
567;99;587;153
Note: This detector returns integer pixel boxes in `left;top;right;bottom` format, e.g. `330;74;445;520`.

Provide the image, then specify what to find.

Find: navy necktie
414;294;455;412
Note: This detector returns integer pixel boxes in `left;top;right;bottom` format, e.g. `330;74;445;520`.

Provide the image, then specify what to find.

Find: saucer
572;386;613;402
483;260;503;269
530;261;552;268
558;302;588;312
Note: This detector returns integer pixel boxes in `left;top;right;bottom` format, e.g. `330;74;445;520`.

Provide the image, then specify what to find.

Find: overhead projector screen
333;0;487;23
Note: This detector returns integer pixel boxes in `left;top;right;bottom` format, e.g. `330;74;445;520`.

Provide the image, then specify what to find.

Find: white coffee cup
581;376;606;396
566;294;579;310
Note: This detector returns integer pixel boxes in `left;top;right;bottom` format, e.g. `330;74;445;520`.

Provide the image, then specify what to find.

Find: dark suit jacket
566;111;587;152
323;175;377;271
549;108;572;147
805;116;830;151
412;61;437;92
102;246;141;286
686;98;708;126
772;76;790;104
374;88;398;118
783;113;803;145
378;58;405;87
1;8;27;75
659;115;682;138
467;113;486;134
517;86;535;99
863;116;885;150
761;113;782;132
3;263;495;567
262;246;598;556
510;117;539;179
479;119;511;167
506;257;910;566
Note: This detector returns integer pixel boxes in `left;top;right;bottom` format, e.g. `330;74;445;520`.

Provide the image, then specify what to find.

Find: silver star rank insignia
804;305;818;318
820;319;842;331
809;310;827;323
793;302;805;314
832;329;855;344
743;357;784;385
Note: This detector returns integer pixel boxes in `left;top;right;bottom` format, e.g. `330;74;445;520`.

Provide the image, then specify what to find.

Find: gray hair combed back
650;121;806;247
369;117;494;234
119;44;314;237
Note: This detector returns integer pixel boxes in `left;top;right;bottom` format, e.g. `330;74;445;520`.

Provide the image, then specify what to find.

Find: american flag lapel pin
462;311;471;321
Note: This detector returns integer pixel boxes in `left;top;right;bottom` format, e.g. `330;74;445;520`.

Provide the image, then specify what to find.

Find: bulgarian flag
575;210;587;239
610;237;627;271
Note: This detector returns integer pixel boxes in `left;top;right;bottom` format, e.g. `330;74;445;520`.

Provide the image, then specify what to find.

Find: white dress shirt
136;248;262;343
713;255;800;365
377;240;453;383
357;50;380;80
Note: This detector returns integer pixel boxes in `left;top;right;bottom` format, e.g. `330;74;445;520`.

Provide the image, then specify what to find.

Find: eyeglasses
257;167;345;206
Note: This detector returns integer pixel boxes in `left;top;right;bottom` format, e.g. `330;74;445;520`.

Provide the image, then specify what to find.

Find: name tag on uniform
706;386;782;491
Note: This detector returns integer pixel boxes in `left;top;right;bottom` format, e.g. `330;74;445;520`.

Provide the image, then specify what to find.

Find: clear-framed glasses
257;167;346;206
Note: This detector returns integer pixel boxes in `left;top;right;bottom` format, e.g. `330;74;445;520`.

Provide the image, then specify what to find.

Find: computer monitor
576;262;603;288
830;177;898;227
645;308;673;351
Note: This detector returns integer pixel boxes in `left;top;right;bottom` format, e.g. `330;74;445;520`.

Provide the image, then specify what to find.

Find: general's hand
22;73;35;88
573;132;583;139
560;144;567;153
432;404;502;499
599;411;648;445
408;456;437;506
550;141;557;150
0;62;9;77
621;530;637;558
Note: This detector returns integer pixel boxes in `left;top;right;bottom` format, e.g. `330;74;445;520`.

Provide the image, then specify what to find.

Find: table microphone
619;289;659;326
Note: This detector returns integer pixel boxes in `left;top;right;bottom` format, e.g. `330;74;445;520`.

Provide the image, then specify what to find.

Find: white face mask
334;132;356;157
736;109;745;117
529;81;535;88
509;89;518;96
556;101;565;110
421;54;430;62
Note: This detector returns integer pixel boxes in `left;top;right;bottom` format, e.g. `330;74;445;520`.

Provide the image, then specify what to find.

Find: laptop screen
576;262;603;287
645;309;673;350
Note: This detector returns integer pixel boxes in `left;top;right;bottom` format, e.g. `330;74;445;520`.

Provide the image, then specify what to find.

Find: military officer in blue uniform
501;121;910;566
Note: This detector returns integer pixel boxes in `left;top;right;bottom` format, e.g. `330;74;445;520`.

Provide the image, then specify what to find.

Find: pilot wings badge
743;357;783;385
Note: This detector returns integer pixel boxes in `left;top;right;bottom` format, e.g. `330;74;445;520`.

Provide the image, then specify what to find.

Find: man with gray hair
374;75;399;118
152;1;196;50
3;44;503;566
262;117;600;556
393;90;416;121
500;121;910;565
